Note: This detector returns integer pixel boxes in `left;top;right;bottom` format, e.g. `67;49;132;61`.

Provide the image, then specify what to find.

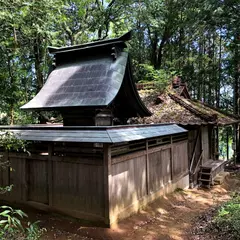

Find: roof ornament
111;46;118;60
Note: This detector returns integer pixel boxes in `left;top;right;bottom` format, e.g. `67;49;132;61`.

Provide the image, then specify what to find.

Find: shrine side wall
0;142;106;224
108;139;189;225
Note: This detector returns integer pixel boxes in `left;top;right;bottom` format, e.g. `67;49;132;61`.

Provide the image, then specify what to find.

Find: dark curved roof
21;32;151;118
21;52;128;109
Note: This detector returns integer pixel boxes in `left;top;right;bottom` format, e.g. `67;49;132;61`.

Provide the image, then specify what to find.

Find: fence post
48;143;53;207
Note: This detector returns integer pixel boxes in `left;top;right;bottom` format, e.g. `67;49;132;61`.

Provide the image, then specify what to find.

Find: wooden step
201;168;211;172
199;172;211;175
198;178;211;182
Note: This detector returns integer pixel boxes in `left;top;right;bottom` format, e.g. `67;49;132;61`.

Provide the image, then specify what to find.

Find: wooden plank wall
110;155;147;214
172;141;189;181
0;142;105;221
110;139;188;220
201;126;210;163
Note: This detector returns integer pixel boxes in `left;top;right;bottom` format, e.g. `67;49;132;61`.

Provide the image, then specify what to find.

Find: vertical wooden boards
146;141;149;195
0;152;10;200
149;151;162;193
28;159;48;204
148;148;171;193
52;159;104;217
7;157;23;201
201;126;210;163
161;149;171;185
48;143;53;206
110;156;146;215
172;141;188;180
103;144;111;224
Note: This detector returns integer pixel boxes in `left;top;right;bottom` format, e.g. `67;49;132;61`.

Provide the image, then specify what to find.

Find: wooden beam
103;144;111;226
48;143;53;207
22;158;28;202
146;140;149;195
226;127;229;160
170;136;173;181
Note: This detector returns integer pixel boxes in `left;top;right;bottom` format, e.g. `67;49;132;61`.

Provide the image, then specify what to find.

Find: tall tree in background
0;0;239;124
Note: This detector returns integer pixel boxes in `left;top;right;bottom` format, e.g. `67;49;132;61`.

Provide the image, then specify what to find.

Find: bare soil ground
23;173;240;240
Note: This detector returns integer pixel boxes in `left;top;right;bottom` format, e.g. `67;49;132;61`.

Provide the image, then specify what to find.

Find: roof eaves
168;93;217;123
48;31;132;54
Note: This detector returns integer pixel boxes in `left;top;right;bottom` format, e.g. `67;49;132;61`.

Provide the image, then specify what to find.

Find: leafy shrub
0;206;45;240
137;64;173;92
0;132;45;239
213;194;240;239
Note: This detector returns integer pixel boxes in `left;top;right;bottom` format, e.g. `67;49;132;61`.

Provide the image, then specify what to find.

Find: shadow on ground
21;174;240;240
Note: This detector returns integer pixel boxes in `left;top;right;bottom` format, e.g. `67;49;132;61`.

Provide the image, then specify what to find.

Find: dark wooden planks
28;159;48;204
52;160;104;217
172;141;188;181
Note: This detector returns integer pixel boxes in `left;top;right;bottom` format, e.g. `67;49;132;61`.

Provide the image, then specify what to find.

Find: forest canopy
0;0;239;124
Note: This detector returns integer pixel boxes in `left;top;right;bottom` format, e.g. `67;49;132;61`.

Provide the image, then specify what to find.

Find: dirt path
24;174;240;240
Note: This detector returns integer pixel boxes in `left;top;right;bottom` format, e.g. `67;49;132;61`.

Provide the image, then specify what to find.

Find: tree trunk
155;28;169;69
33;37;44;92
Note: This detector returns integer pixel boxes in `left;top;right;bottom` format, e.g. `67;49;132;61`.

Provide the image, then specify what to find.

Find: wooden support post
22;158;28;202
4;151;10;187
215;127;219;160
48;143;53;207
146;140;149;195
103;144;111;226
170;136;173;181
226;127;229;161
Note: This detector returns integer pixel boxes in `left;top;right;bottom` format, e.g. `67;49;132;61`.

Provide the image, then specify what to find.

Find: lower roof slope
0;124;186;143
133;87;240;126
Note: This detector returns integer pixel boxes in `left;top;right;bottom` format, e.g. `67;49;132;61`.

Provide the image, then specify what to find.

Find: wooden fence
0;137;189;225
109;139;189;224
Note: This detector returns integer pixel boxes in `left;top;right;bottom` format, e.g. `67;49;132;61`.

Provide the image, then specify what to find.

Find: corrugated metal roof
0;124;187;143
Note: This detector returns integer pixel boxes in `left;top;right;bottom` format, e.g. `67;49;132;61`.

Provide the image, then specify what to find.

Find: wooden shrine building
136;79;240;188
0;33;189;226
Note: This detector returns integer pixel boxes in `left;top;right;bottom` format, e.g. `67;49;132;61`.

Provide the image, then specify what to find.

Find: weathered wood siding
148;148;171;193
110;139;189;223
28;158;48;204
110;155;146;214
172;141;188;181
0;142;105;221
52;158;104;216
0;134;189;226
202;126;209;163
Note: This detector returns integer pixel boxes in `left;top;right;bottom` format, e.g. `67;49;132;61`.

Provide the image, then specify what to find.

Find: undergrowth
0;132;46;239
0;205;46;240
213;193;240;239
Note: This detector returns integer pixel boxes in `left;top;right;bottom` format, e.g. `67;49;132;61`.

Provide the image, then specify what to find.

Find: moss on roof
133;87;240;126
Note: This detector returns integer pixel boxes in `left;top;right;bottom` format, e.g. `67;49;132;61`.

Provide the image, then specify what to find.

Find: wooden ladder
198;166;213;188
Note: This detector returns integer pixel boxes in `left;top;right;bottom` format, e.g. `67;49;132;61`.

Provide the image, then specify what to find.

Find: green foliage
0;133;44;239
213;194;240;239
0;206;45;240
0;0;239;122
137;64;172;91
0;206;27;232
0;131;27;152
0;131;28;194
